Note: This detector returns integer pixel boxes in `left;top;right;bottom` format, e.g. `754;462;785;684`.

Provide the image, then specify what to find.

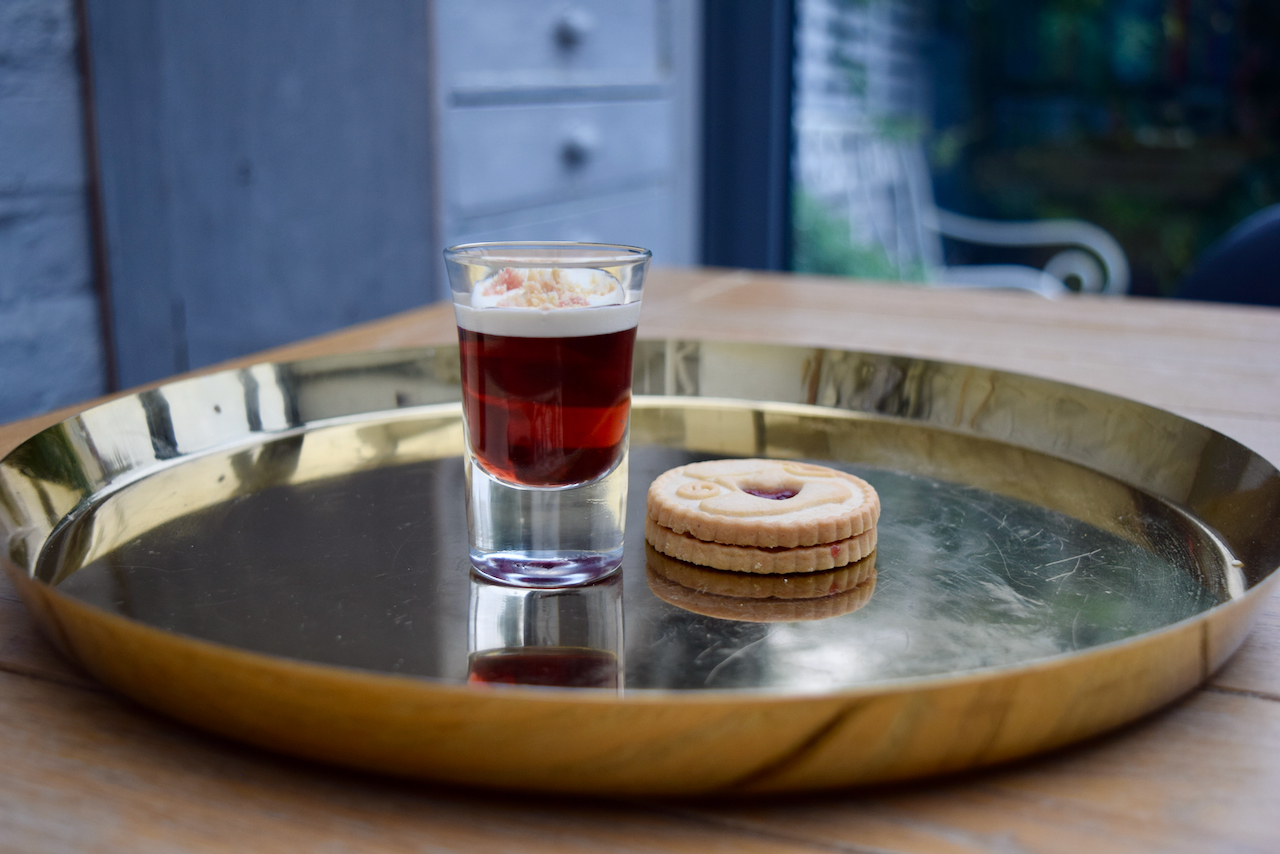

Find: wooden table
3;269;1278;852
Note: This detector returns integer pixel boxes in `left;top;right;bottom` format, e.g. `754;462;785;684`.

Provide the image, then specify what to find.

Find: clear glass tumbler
444;242;650;587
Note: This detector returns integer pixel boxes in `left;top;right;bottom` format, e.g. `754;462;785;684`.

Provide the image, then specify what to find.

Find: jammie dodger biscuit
646;459;880;550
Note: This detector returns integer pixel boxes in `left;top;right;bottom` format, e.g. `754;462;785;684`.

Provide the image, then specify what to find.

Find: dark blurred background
1;0;1276;422
936;0;1279;298
788;0;1280;297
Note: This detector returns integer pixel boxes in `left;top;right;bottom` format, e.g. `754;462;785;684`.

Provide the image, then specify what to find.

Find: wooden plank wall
83;0;440;388
0;0;106;422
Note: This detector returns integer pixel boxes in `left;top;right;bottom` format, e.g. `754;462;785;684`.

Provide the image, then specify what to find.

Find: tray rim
3;340;1278;793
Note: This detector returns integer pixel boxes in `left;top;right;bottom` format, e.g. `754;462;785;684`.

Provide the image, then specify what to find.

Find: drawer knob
554;9;594;51
561;126;599;168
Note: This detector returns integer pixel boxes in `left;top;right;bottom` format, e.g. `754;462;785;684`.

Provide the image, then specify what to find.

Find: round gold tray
2;341;1277;795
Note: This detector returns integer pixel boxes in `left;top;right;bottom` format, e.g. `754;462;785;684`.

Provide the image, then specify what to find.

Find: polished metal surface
34;434;1222;691
2;341;1277;793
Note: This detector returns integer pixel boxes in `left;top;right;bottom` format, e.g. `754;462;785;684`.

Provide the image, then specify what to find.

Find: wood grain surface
2;268;1278;851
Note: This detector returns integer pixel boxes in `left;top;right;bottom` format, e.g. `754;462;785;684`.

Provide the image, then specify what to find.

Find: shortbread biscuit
644;543;876;599
645;517;877;573
646;553;877;623
646;459;880;549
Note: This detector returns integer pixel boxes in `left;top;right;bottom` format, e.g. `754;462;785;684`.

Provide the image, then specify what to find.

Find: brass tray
2;341;1277;795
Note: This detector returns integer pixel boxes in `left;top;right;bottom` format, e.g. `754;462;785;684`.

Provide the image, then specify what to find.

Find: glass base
469;549;623;588
465;447;629;589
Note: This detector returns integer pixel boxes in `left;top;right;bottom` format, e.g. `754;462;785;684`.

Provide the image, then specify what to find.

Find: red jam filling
743;488;799;500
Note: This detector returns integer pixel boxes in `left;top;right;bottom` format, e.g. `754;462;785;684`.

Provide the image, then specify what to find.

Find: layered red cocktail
455;265;640;486
445;244;649;586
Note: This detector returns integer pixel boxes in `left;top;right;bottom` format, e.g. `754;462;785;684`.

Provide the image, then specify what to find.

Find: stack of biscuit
644;459;880;621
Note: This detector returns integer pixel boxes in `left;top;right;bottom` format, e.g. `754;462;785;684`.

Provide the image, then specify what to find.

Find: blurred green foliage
792;191;927;281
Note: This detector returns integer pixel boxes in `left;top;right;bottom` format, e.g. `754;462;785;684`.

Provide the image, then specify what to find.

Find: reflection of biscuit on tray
645;544;876;622
646;458;880;550
646;543;877;598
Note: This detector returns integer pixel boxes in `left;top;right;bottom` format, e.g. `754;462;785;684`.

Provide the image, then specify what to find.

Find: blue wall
84;0;439;388
0;0;106;422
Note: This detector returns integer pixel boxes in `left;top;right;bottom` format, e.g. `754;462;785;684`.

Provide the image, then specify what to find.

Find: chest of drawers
431;0;701;283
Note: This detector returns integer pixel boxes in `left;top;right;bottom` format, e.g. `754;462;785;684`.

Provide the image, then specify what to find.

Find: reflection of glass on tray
467;572;623;691
445;243;650;588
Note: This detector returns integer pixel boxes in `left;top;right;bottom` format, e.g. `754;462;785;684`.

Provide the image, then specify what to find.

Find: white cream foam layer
454;299;641;338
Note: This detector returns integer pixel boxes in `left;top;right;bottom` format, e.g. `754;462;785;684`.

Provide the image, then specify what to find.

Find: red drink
458;325;637;487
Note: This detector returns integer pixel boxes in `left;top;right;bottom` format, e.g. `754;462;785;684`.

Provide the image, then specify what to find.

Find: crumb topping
472;267;625;309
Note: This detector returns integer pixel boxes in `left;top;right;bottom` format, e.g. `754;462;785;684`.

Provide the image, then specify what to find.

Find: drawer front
451;190;682;267
437;0;665;90
449;100;671;216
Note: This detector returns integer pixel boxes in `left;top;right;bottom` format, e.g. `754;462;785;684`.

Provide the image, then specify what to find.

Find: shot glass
444;242;650;587
467;572;623;690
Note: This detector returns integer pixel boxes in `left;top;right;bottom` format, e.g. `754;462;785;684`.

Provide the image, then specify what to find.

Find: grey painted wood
84;0;438;388
81;0;177;386
433;0;702;269
449;100;671;216
436;0;664;91
82;0;701;391
0;0;106;421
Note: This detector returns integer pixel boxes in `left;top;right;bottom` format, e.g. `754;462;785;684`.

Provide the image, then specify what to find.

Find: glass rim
443;241;652;268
